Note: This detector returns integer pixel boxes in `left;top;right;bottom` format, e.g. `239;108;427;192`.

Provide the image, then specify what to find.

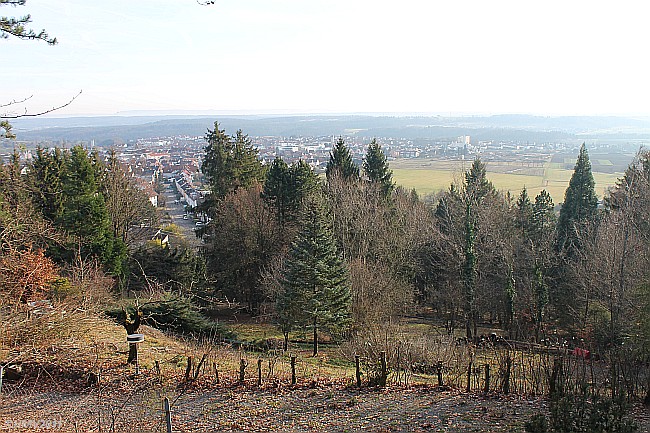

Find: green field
391;159;622;204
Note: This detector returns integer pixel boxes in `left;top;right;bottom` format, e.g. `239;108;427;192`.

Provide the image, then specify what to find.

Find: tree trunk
283;332;289;352
313;319;318;356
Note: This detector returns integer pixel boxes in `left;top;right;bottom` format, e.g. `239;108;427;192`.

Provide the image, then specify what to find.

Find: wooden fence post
257;359;262;386
355;355;361;388
239;358;247;383
380;351;387;387
502;355;512;394
484;364;490;393
213;362;220;384
290;355;296;385
184;356;192;382
436;360;443;387
163;397;172;433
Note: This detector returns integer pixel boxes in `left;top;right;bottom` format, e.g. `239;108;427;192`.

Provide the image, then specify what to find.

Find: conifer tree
362;138;394;197
263;158;319;226
278;195;352;356
30;147;65;223
557;143;598;252
515;187;533;236
326;137;359;182
202;122;264;200
262;157;290;224
531;189;556;241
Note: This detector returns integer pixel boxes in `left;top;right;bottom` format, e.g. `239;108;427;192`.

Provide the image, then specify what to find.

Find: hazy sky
2;0;649;116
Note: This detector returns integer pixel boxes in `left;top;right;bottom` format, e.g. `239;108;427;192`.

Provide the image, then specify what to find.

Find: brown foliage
0;248;58;304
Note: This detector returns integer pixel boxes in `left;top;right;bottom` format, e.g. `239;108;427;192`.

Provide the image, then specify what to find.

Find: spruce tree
362;138;394;197
326;137;359;182
263;158;319;226
464;157;494;203
278;195;352;356
202;122;264;200
515;187;533;236
262;157;290;224
531;189;556;242
557;143;598;252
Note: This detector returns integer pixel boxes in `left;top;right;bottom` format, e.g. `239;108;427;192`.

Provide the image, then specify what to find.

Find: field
391;158;625;204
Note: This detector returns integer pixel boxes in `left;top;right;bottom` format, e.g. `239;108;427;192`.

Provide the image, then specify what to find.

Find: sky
2;0;649;117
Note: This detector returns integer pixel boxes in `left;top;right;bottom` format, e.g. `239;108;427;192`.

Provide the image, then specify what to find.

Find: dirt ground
2;384;649;432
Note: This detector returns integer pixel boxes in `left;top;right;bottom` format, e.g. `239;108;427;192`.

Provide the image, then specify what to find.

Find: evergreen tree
557;143;598;252
58;146;126;275
362;138;394;197
515;187;533;236
533;264;549;340
30;147;65;223
531;189;556;242
464;157;494;203
262;158;319;226
278;195;352;355
463;203;477;339
262;156;290;224
326;137;359;182
202;122;264;200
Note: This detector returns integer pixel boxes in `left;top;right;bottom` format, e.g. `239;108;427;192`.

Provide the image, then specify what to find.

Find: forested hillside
2;122;650;431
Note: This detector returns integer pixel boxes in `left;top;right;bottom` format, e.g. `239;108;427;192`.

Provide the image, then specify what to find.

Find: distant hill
8;114;650;145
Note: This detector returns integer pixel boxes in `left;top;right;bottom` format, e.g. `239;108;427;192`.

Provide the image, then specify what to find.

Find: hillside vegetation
2;125;650;432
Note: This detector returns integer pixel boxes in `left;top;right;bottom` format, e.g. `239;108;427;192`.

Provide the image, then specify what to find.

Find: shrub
107;293;233;340
525;388;638;433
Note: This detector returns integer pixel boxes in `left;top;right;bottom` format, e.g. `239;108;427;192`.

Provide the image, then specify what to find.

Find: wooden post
184;356;192;382
484;364;490;393
466;359;472;392
163;397;172;433
290;355;296;385
213;362;220;384
380;351;387;387
155;360;161;383
239;358;247;383
194;354;207;381
133;344;140;375
503;355;512;394
257;359;262;386
355;355;361;388
436;360;443;387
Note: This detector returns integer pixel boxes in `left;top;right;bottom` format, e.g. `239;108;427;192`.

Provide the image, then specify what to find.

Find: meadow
391;157;625;203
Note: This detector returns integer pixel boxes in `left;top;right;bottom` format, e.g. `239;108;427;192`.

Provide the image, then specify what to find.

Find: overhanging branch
0;89;82;119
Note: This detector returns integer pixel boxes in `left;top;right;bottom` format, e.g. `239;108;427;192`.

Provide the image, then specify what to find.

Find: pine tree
58;146;126;275
533;264;549;340
557;143;598;252
515;187;533;236
278;196;352;356
326;137;359;182
202;122;264;200
531;189;555;242
262;158;319;226
262;157;290;224
464;157;494;204
31;147;66;223
463;203;477;339
362;138;394;197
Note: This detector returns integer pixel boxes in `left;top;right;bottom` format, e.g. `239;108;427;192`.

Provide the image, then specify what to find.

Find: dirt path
1;385;635;433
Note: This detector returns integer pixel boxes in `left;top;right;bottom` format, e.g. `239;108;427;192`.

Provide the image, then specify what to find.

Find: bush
525;388;638;433
107;293;233;340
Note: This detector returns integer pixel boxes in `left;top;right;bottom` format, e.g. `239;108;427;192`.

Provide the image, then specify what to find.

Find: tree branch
0;94;32;108
0;89;82;119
